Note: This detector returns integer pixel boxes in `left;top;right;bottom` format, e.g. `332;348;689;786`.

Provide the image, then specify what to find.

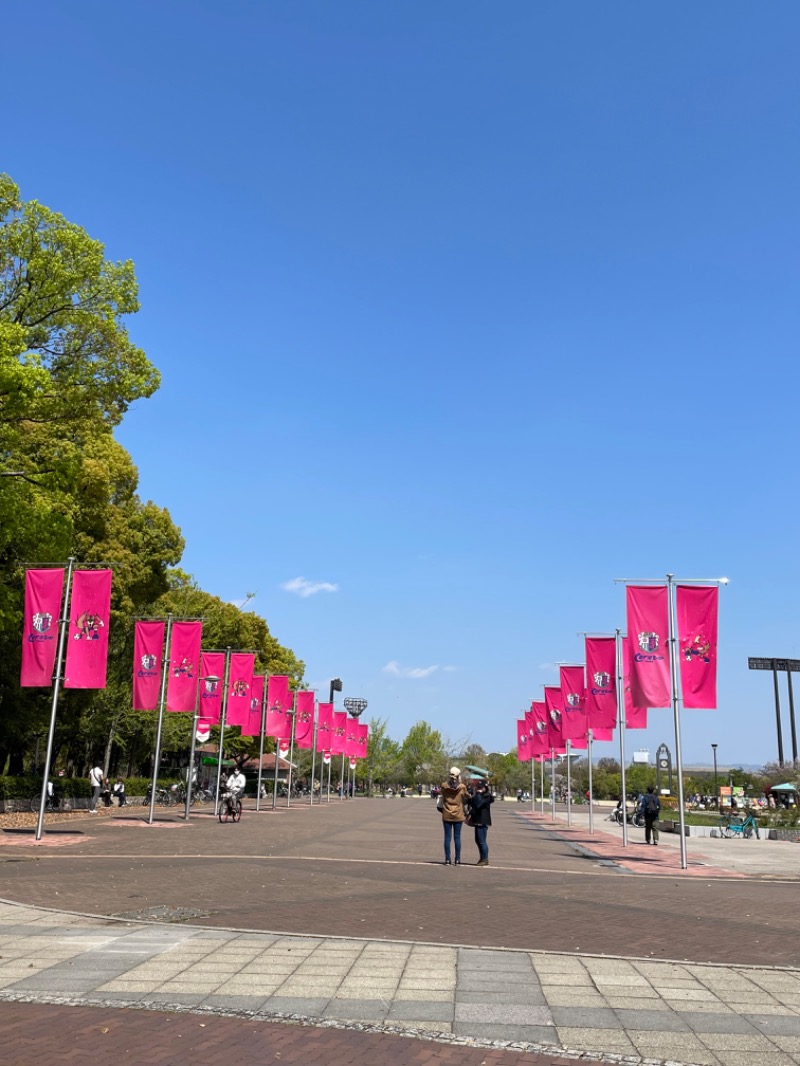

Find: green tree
400;721;446;785
362;717;400;792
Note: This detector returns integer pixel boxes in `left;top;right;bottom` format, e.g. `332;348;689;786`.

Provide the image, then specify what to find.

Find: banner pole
213;648;231;817
286;696;296;808
309;700;317;807
587;729;594;834
272;735;280;809
566;739;572;826
540;757;545;815
530;758;534;814
616;628;629;847
667;574;689;870
148;613;173;826
339;753;346;799
550;749;556;820
35;557;75;842
183;676;200;821
255;676;268;812
326;755;331;803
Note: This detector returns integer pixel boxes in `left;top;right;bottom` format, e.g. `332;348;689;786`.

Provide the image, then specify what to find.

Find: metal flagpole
550;749;556;820
286;695;296;808
326;755;331;803
667;574;689;870
566;739;573;826
340;754;346;800
272;736;280;810
255;675;268;812
149;613;174;826
309;699;317;807
530;758;534;814
540;758;545;815
35;557;75;841
587;728;594;834
183;676;201;821
615;629;628;847
213;648;232;817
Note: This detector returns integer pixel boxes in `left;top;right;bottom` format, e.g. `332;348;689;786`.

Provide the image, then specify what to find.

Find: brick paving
0;798;799;1064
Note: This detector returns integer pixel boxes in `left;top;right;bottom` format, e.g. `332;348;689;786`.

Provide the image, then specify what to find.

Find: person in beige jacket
440;767;468;865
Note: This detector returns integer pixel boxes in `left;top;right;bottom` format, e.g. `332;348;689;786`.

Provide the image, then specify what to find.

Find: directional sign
748;657;800;673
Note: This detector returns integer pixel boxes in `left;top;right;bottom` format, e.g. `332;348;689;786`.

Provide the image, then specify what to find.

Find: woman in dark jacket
467;780;494;866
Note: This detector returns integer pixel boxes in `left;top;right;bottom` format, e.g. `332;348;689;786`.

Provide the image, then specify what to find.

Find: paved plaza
0;797;798;1064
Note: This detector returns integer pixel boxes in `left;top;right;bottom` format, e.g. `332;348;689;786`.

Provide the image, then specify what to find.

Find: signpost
748;657;799;768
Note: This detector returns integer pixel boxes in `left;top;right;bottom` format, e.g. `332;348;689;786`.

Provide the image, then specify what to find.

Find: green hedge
0;775;184;800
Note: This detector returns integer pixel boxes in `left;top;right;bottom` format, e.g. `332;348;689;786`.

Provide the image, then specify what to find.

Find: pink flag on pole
165;621;202;710
20;568;64;687
544;685;565;751
559;665;587;741
517;719;531;760
199;652;225;724
626;586;670;708
623;641;648;729
529;700;549;755
330;711;348;755
241;674;264;737
266;675;291;738
585;637;617;730
225;653;255;727
316;703;333;751
677;585;719;709
591;726;614;741
64;569;113;689
345;719;360;758
132;620;164;710
357;721;368;758
295;691;315;749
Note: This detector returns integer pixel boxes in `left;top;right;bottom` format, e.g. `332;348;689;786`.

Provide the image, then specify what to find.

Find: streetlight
184;674;220;819
329;678;342;704
711;743;718;809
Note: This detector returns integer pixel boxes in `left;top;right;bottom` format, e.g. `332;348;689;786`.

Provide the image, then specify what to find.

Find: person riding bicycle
225;767;246;805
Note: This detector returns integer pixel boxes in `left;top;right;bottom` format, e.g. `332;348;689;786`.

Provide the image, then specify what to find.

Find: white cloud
442;665;457;672
281;576;339;598
383;660;439;679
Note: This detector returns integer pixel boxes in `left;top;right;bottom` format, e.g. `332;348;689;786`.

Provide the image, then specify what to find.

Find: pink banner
529;700;549;755
316;703;333;751
517;719;531;760
626;586;670;708
241;674;264;737
64;569;113;689
623;641;648;729
345;718;360;758
677;585;718;709
199;652;225;724
165;621;202;710
544;685;564;751
357;721;368;759
560;665;587;741
225;652;255;727
266;675;292;738
132;620;164;710
330;711;348;755
585;636;617;730
295;691;315;749
20;568;64;687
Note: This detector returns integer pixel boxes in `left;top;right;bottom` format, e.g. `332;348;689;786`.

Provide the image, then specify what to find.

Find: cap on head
449;766;461;777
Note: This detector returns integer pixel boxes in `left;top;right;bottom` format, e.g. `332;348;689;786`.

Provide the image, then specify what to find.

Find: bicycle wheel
30;794;42;813
632;812;645;829
218;804;229;823
232;800;242;822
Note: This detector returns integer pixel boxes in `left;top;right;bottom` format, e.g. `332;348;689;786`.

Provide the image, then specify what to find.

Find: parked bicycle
30;790;72;814
609;805;645;829
141;786;171;807
218;791;242;823
719;811;760;839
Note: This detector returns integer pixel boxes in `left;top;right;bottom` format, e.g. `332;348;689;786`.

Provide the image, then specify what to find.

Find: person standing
88;763;104;813
468;779;494;866
642;786;661;845
439;767;468;865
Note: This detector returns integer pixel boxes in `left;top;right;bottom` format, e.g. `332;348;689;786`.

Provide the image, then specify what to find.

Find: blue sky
6;2;800;766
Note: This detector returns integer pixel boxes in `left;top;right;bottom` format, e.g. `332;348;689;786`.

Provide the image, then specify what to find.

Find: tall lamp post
711;743;718;809
343;697;367;798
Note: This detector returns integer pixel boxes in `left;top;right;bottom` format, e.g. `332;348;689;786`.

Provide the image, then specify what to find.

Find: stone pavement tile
671;999;739;1014
94;990;151;1002
590;973;649;986
651;984;719;1001
261;996;331;1014
700;1032;782;1051
459;952;533;971
548;1006;620;1029
628;1034;721;1065
679;1011;759;1034
96;979;160;992
614;1007;690;1031
323;998;389;1020
452;1022;559;1043
456;988;547;1006
604;993;670;1009
337;978;399;993
556;1026;635;1049
387;1000;455;1022
737;1002;800;1015
9;976;100;993
690;970;763;990
582;960;639;975
399;978;457;991
536;972;593;986
214;976;285;995
394;989;453;1001
633;962;694;978
455;1004;552;1025
152;980;226;993
711;1052;796;1066
541;989;607;1007
144;992;209;1006
746;1013;800;1035
530;955;586;971
773;1036;800;1053
723;990;788;1006
207;993;276;1010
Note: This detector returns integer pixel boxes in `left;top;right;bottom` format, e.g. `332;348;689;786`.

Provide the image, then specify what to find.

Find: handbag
436;796;443;811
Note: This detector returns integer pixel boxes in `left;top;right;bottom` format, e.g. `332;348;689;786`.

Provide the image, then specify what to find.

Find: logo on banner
566;692;582;708
357;734;366;747
334;725;345;738
201;677;219;699
519;733;529;746
298;710;312;724
33;612;53;634
231;679;248;697
549;709;562;725
682;634;712;663
635;631;664;663
250;696;260;712
196;724;211;743
323;752;331;764
278;742;290;757
173;657;194;678
593;671;611;688
349;758;357;769
73;611;104;640
270;702;285;719
140;654;157;671
535;721;548;734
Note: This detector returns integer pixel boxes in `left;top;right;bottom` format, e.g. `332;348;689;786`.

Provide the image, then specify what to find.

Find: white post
667;573;689;870
566;739;573;825
309;700;317;807
255;676;268;812
587;729;594;834
550;749;556;820
213;648;232;817
616;629;629;847
286;695;296;807
149;614;174;825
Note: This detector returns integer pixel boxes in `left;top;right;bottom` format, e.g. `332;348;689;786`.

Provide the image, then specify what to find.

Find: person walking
88;763;104;813
439;767;468;865
642;786;661;845
467;778;494;866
